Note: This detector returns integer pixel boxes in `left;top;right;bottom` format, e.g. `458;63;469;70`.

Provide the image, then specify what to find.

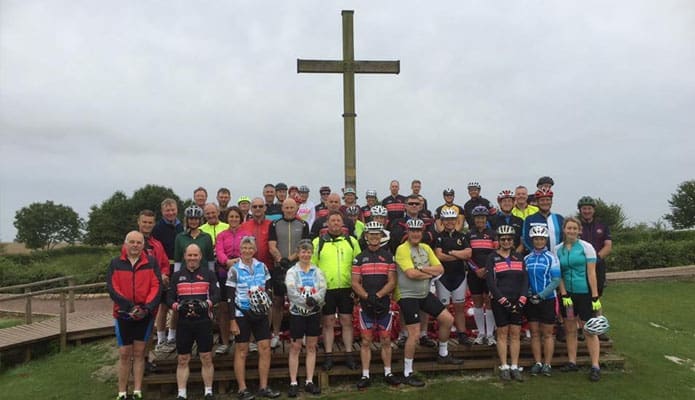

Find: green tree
84;191;132;245
577;198;628;231
664;180;695;229
129;184;183;219
14;201;83;250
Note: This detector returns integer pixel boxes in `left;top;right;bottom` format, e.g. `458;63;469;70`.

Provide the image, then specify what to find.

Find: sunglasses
407;202;420;206
251;205;265;209
499;237;514;242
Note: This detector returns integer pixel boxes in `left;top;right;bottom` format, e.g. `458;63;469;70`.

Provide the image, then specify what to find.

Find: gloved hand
498;296;512;310
592;297;602;311
529;295;542;305
367;293;380;306
279;257;291;270
178;299;196;318
305;296;318;308
193;299;209;315
517;296;527;311
562;295;573;308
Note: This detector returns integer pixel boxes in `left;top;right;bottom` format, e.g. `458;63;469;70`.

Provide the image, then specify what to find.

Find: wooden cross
297;10;400;191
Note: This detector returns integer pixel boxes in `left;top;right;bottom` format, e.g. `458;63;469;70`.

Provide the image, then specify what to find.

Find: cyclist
522;189;564;253
174;206;215;273
297;185;316;227
394;219;462;387
556;217;603;382
512;185;538;220
340;188;362;218
227;237;281;399
285;239;326;397
200;203;229;246
433;209;473;345
351;221;401;389
217;187;232;222
524;225;561;377
213;206;246;355
536;176;554;191
434;188;465;233
263;184;282;222
311;211;362;371
268;198;311;349
463;182;497;230
361;190;379;222
466;205;499;345
310;193;355;238
168;243;220;400
358;205;391;249
486;225;528;382
108;231;161;400
381;180;407;222
345;205;365;239
577;196;613;314
314;186;332;219
490;190;524;253
237;196;253;223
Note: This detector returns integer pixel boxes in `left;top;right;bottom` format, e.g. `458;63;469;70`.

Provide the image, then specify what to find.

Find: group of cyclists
107;177;613;400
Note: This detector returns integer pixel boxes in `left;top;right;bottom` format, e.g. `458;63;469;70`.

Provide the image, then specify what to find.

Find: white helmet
370;205;388;217
583;315;610;335
364;221;385;234
529;225;549;238
248;288;272;315
406;219;424;230
496;225;516;236
440;209;459;219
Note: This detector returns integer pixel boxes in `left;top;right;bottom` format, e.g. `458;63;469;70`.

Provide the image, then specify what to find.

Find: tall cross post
298;10;399;191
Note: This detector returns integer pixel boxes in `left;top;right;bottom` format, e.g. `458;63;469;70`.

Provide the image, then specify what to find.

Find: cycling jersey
524;249;561;299
227;258;272;317
511;204;539;220
555;239;597;294
199;222;229;245
268;217;311;259
310;215;355;238
285;264;327;316
434;203;465;220
311;234;361;289
580;220;611;254
360;205;373;221
107;248;161;319
466;227;498;270
381;194;407;222
394;242;440;300
315;203;329;219
485;251;528;301
522;212;564;253
167;265;219;321
297;200;316;227
265;203;283;221
352;247;396;314
435;229;469;291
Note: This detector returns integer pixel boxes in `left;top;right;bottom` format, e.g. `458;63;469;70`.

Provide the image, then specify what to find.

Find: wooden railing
0;277;106;352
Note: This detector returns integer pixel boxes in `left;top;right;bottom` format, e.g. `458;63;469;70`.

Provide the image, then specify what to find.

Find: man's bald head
282;198;298;219
326;193;341;212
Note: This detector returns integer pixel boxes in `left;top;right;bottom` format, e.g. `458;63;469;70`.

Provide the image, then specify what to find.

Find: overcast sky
1;1;694;241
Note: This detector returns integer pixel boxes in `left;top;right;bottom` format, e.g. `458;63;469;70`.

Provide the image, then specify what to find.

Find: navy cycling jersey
463;197;495;229
490;213;524;247
381;195;407;222
466;227;497;270
485;251;528;301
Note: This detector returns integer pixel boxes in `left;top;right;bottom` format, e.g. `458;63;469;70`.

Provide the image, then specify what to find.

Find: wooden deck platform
143;337;624;397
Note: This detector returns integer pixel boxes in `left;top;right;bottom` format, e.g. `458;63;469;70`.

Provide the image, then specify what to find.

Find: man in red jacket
107;231;162;400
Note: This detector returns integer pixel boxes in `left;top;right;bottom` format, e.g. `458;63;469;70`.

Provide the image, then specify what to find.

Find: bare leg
322;314;336;354
131;341;146;391
436;309;454;343
234;343;249;391
529;322;542;364
541;323;555;365
200;352;214;389
381;335;392;369
509;325;521;366
289;339;301;383
585;328;601;367
272;296;284;338
496;325;509;365
565;317;578;364
360;334;373;371
117;345;133;393
176;353;191;393
404;323;419;359
340;313;354;353
305;336;318;382
453;303;467;333
258;339;271;388
217;303;230;347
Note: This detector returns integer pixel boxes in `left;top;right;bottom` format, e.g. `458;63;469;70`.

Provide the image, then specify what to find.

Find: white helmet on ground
583;315;610;335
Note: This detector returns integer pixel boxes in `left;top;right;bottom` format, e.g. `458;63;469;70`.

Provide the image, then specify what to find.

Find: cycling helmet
496;225;516;236
467;181;481;190
364;221;385;234
536;176;555;188
184;205;204;218
370;205;388;217
406;219;424;230
237;195;251;205
471;205;489;216
248;287;272;315
319;185;331;194
497;189;515;201
442;187;455;196
534;188;554;199
440;209;459;219
577;196;597;209
343;187;357;198
365;189;378;198
529;225;550;238
298;185;310;193
345;205;360;216
275;182;288;191
583;315;610;335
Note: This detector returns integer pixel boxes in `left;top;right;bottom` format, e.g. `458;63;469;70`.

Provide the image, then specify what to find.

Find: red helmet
534;188;554;199
497;189;515;201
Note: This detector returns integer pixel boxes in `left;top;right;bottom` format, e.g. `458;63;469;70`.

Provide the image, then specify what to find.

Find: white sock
473;308;485;335
484;310;496;336
118;392;127;399
168;329;177;341
290;381;298;386
438;341;448;357
204;387;213;395
133;390;141;396
511;364;518;370
419;331;427;338
384;367;392;376
177;388;187;398
500;364;510;370
157;331;166;344
362;369;370;378
404;358;414;376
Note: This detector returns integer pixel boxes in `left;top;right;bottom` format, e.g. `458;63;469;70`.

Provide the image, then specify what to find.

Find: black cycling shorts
490;300;523;327
466;271;488;295
176;319;213;354
235;315;271;343
322;288;355;316
524;298;557;325
596;259;607;296
270;268;287;297
398;292;446;326
115;316;153;346
560;293;593;322
289;313;321;339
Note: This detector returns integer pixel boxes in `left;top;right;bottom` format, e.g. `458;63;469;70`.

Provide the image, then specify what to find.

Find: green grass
0;280;693;399
0;318;23;329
